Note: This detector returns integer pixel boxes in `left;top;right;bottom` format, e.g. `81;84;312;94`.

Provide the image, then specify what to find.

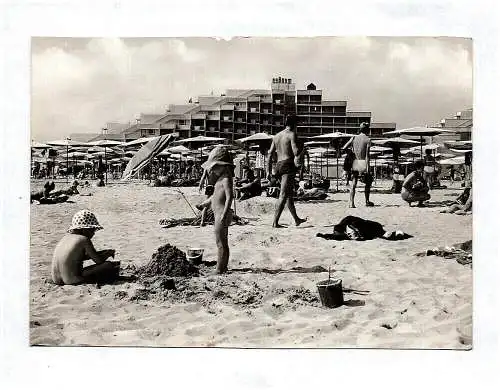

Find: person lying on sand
51;210;119;285
51;180;80;196
401;160;431;207
30;181;55;203
204;146;234;274
316;215;412;241
441;186;472;215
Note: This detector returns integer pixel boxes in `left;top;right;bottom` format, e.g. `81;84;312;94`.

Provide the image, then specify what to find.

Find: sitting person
317;215;412;241
296;186;328;200
51;210;119;285
235;168;262;200
401;160;431;207
441;187;472;215
265;175;280;198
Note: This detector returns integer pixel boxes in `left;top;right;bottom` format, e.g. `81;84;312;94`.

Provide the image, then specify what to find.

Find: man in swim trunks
343;122;374;208
267;114;307;228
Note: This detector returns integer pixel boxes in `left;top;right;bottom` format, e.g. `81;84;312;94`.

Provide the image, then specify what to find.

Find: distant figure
343;122;374;207
204;146;235;274
196;166;215;227
51;210;118;285
255;144;268;179
343;148;355;186
449;166;455;184
267;115;307;228
401;160;431;207
423;149;438;188
235;168;262;200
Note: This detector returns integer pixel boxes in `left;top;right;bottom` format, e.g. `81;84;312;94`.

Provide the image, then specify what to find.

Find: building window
148;129;155;135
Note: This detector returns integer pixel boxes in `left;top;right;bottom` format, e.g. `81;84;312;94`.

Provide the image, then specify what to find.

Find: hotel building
93;77;396;142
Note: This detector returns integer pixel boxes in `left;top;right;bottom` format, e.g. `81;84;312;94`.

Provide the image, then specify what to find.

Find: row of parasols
32;128;471;184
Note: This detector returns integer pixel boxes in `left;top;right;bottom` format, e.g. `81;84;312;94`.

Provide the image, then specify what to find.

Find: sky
31;36;472;141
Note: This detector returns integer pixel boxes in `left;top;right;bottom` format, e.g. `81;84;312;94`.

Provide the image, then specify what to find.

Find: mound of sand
137;244;199;278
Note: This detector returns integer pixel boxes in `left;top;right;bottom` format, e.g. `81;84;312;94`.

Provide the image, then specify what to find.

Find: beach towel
159;210;249;228
415;240;472;266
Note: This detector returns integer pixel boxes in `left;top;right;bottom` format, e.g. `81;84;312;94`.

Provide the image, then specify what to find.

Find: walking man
343;122;374;208
267;115;307;228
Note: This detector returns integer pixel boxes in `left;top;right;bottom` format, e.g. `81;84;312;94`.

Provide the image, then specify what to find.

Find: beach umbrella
176;135;225;145
304;141;330;146
438;156;465;165
87;140;124;183
123;137;158;148
449;148;472;154
166;145;191;154
31;141;51;149
238;132;273;143
47;139;90;182
384;127;456;157
311;132;353;190
122;134;175;180
66;151;88;159
373;137;421;146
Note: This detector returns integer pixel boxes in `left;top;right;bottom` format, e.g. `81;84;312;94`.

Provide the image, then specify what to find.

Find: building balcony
235;106;247;111
193;126;205;131
178;125;190;130
191;114;206;120
207;115;219;120
249;107;258;113
222;116;233;122
208;126;218;132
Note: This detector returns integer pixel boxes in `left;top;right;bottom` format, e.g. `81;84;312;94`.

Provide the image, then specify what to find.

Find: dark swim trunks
275;158;296;176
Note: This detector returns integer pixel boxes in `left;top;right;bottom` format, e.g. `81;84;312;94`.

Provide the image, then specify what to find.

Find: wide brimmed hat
68;209;103;232
201;145;234;171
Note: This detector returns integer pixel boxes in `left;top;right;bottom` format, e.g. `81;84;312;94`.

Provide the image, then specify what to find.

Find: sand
30;179;472;348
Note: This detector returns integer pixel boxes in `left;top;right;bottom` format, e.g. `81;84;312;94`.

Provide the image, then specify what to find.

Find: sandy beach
29;180;472;348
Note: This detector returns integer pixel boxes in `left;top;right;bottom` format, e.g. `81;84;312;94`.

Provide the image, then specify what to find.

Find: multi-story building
116;77;396;142
431;108;472;142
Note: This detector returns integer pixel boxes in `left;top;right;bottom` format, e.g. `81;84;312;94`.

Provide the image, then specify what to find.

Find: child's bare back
51;210;117;285
52;234;93;285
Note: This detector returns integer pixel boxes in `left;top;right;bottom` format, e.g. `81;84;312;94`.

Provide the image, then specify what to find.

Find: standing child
51;210;119;285
203;146;235;274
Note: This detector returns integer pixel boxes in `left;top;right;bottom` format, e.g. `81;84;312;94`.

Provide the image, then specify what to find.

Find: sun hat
68;209;103;232
201;145;234;172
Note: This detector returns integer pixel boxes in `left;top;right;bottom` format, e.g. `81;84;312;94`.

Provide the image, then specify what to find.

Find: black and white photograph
29;36;473;349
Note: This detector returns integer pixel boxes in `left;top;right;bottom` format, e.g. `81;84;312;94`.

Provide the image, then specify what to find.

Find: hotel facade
93;77;396;142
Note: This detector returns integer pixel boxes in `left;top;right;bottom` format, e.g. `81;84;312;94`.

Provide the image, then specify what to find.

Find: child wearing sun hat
51;210;119;285
203;146;235;274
